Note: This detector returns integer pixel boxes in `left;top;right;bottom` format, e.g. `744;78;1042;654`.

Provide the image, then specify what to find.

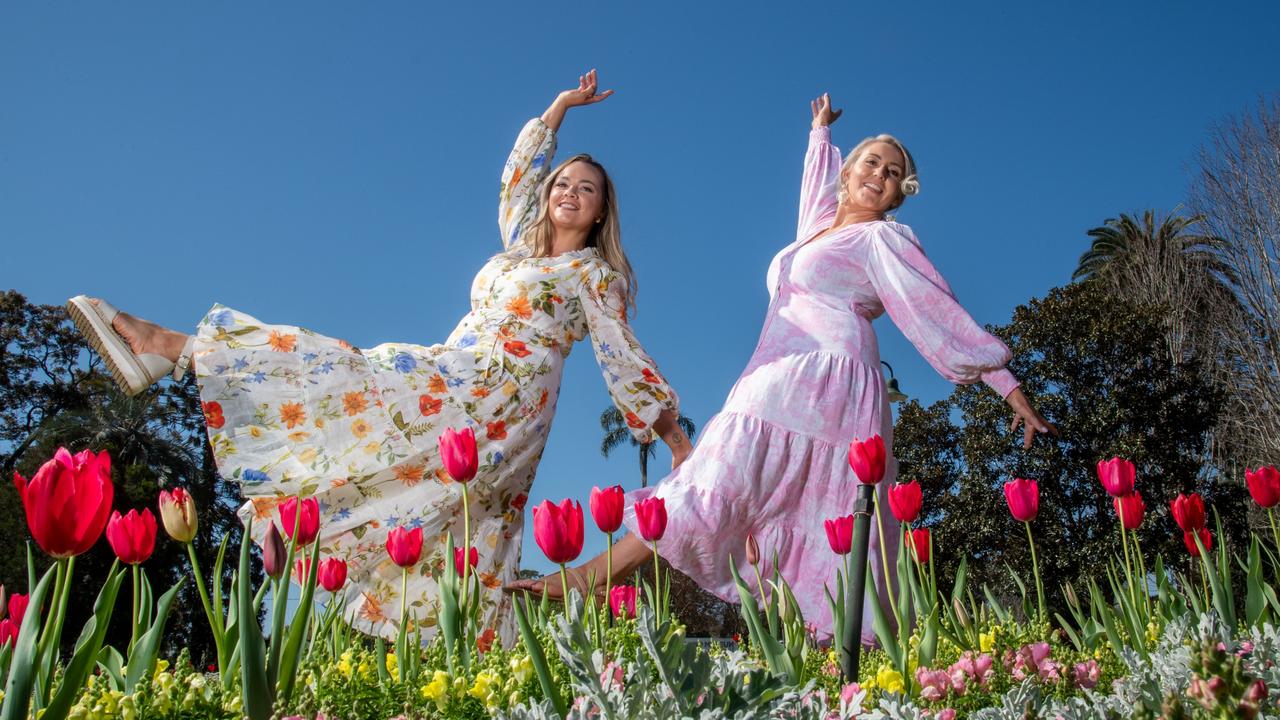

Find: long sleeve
498;118;557;251
578;263;680;441
797;126;842;241
865;224;1021;398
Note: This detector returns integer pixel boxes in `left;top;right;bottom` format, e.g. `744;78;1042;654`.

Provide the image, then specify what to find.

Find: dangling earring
595;217;603;224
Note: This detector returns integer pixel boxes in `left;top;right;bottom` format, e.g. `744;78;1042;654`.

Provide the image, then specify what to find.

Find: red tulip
105;509;157;565
848;435;886;485
904;527;931;563
609;585;638;619
318;557;348;592
745;533;761;566
590;485;626;534
634;497;668;542
262;522;287;579
533;499;585;564
888;480;923;523
386;526;424;568
0;619;16;646
293;557;313;584
454;546;479;577
1245;466;1280;509
13;447;114;559
824;514;854;555
438;427;478;483
1170;493;1206;532
7;593;27;627
157;487;198;543
1113;492;1146;530
280;497;320;546
1184;527;1212;557
1096;457;1136;498
1003;478;1039;523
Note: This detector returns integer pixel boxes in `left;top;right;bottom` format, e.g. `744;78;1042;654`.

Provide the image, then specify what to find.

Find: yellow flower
249;426;264;438
502;381;518;397
385;652;399;680
288;431;310;442
511;654;533;684
875;665;905;695
470;670;500;707
337;650;354;678
363;441;381;454
421;670;450;707
979;629;996;653
351;418;372;439
297;448;319;465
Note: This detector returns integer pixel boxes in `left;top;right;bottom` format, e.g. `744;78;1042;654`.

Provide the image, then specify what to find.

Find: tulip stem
461;485;471;613
871;500;898;622
399;569;409;684
185;541;225;670
1269;508;1279;560
1134;535;1151;620
651;541;662;625
604;532;614;626
752;562;768;607
129;564;140;656
1024;521;1046;626
1118;524;1138;616
559;563;570;608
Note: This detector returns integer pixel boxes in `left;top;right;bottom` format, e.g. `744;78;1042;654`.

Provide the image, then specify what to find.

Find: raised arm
498;70;615;250
799;93;844;240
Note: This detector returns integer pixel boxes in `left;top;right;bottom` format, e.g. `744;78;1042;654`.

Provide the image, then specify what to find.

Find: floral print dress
623;125;1020;641
192;118;678;647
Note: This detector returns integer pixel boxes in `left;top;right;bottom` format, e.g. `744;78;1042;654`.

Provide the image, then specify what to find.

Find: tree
893;280;1249;615
598;406;697;488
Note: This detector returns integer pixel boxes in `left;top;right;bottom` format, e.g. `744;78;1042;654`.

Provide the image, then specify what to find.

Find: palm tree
1072;209;1227;283
599;406;696;487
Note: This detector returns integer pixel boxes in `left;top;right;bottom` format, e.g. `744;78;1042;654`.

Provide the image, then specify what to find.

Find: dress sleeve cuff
810;125;832;143
981;368;1020;399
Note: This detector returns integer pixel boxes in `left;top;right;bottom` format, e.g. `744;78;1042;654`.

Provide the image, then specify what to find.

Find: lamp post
840;361;908;681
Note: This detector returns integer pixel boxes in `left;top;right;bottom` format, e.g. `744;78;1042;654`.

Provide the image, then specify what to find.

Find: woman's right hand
811;92;843;129
542;69;613;131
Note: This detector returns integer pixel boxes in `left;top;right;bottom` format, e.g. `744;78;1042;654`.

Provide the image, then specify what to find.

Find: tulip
904;527;931;563
1096;457;1136;497
848;435;886;485
1245;466;1280;508
0;619;16;646
294;557;312;584
262;522;287;579
744;533;760;566
12;447;114;559
1184;528;1212;557
589;485;625;534
158;487;199;543
609;585;637;619
1113;492;1146;530
1003;478;1039;522
438;426;478;483
888;480;923;523
532;499;584;565
824;514;854;555
106;509;157;565
1170;493;1206;532
280;496;320;547
634;497;667;542
386;526;424;568
7;593;27;627
318;557;348;593
454;546;478;578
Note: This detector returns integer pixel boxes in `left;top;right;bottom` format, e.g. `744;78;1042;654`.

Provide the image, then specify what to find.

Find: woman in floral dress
516;93;1055;641
67;70;691;646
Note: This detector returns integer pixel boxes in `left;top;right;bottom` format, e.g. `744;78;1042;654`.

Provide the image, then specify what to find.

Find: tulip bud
1003;478;1039;523
7;593;27;627
824;515;854;555
386;526;424;568
951;596;971;629
634;497;667;543
262;522;287;579
106;508;158;565
589;485;625;535
608;585;637;619
1244;678;1268;703
438;427;479;483
1184;527;1212;557
1245;466;1280;509
888;480;922;523
454;546;479;577
318;557;348;593
848;435;886;485
1170;493;1206;532
532;500;585;564
745;533;760;566
1113;491;1146;530
279;497;320;547
1096;457;1136;497
158;488;198;543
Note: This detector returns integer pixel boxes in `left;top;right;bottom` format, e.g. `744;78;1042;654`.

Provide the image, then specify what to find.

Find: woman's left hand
1005;388;1059;449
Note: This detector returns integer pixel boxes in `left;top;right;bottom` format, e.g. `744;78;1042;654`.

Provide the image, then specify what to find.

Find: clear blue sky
3;2;1277;574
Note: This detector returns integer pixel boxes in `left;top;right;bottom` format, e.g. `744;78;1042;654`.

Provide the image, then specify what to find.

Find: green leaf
514;594;566;718
124;578;184;693
43;564;126;720
276;539;320;703
238;518;273;720
0;563;57;720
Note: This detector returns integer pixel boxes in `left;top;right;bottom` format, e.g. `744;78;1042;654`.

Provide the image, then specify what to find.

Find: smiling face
841;141;907;216
548;160;606;233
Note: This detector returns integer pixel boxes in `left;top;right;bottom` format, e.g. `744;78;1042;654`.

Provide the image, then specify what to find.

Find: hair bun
900;175;921;197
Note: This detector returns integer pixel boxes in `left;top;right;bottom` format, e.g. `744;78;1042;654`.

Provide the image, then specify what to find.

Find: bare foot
92;299;187;361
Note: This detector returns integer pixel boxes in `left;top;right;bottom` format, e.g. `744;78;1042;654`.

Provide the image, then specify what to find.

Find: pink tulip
1003;478;1039;522
1096;457;1136;497
634;497;667;542
293;557;312;583
1170;493;1206;532
589;485;625;534
438;427;478;483
262;522;287;579
454;546;478;577
745;533;761;566
532;499;584;564
279;497;320;546
905;527;931;563
848;435;886;485
8;593;28;627
1184;527;1212;557
1113;492;1146;530
105;509;157;565
824;514;854;555
318;557;348;593
386;526;424;568
0;618;17;646
13;447;114;559
157;487;198;543
1245;466;1280;508
888;480;922;523
609;585;638;619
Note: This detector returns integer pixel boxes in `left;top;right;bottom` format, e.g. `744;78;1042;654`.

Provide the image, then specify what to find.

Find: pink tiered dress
623;126;1020;640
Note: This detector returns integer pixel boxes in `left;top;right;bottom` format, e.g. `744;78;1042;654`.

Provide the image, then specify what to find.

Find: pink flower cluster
1006;642;1063;682
915;651;995;702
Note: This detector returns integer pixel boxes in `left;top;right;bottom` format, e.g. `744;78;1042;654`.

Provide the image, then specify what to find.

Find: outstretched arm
798;93;843;239
540;69;614;131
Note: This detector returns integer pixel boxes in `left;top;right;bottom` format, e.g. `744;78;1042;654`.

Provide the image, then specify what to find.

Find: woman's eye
580;187;594;194
890;170;901;178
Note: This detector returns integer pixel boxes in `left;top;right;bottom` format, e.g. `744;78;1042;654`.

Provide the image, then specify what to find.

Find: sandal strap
172;336;196;381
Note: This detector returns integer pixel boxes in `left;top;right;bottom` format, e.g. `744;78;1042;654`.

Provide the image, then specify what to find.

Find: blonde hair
521;154;637;316
837;134;921;210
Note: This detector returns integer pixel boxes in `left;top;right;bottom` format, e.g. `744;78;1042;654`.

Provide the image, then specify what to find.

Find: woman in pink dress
513;93;1054;640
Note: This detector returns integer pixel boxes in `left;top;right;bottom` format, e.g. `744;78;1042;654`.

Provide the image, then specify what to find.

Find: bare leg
504;533;651;600
92;299;190;362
